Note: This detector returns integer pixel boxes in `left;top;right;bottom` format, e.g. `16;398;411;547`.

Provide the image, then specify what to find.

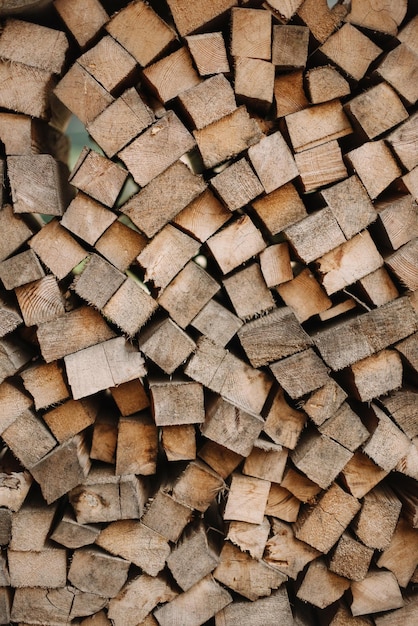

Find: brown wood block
402;165;418;201
321;175;376;240
231;7;271;60
122;160;206;238
346;0;407;35
216;588;294;626
234;57;274;111
90;409;117;464
379;389;418;439
69;148;128;208
294;139;348;193
95;220;147;272
167;522;218;591
319;403;369;452
306;65;350;104
377;516;418;587
186;31;230;76
87;88;154;158
0;508;11;546
158;260;219;328
139;317;195;374
274;70;308;118
142;46;201;104
375;596;418;625
50;508;100;549
243;439;288;483
0;250;44;291
206;214;266;274
223;263;275;319
142;490;192;542
161;424;196;461
297;0;347;43
54;62;114;125
8;154;69;216
53;0;108;49
363;404;411;472
102;277;158;336
348;349;403;402
60;194;116;246
0;205;32;263
330;531;374;582
167;0;237;37
64;336;146;399
252;182;307;236
194;106;263;169
358;268;399;307
71;254;125;310
29;219;88;280
386;237;418;291
210;158;263;211
106;0;176;66
68;547;129;597
272;24;308;69
351;570;404;616
377;43;418;106
224;473;270;525
37;306;115;363
0;380;32;434
352;484;402;550
302;378;347;426
173;188;231;242
248;130;298;193
119;110;195;187
270;348;329;399
1;408;56;469
277;268;332;322
191;298;243;347
297;558;350;609
263;388;306;450
265;483;300;522
8;548;67;588
172;460;224;512
178;74;235;131
227;517;270;560
264;519;319;579
15;276;64;328
375;194;418;251
0;336;32;385
341;451;388;499
0;60;54;120
347;139;402;200
264;0;303;22
108;574;177;626
260;243;293;288
198;441;243;479
78;35;137;95
386;110;418;171
43;398;99;443
150;379;204;426
213;541;286;601
320;23;382;81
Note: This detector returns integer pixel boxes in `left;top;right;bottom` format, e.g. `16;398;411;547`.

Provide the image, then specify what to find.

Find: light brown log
259;243;293;288
191;298;243;347
15;275;65;327
53;0;108;49
215;587;293;626
0;205;32;263
198;441;243;479
265;484;300;522
172;460;225;512
297;0;347;43
1;408;56;469
0;249;44;291
380;389;418;439
43;398;98;443
206;214;266;274
186;32;230;76
306;65;350;104
230;7;271;60
50;508;100;549
294;482;361;553
358;268;399;307
386;237;418;291
30;434;90;504
166;0;237;37
227;517;270;560
291;430;353;490
386;110;418;171
321;175;376;240
210;158;263;211
193;106;262;169
161;424;196;461
243;439;288;483
248;130;298;194
0;335;31;385
224;473;270;525
8;154;69;216
0;296;22;337
68;547;129;597
0;60;54;120
0;380;32;434
155;574;232;626
265;519;319;580
90;408;117;464
280;468;321;503
223;263;275;319
167;522;218;591
54;62;114;125
122;160;206;238
37;306;115;363
346;0;406;35
95;220;147;272
213;542;286;601
377;516;418;587
252;182;307;236
173;188;231;242
78;35;137;95
142;490;192;542
108;574;177;626
329;531;374;582
376;43;418;106
9;495;56;551
346;139;402;200
363;404;411;472
139;317;195;374
375;596;418;626
184;335;273;415
375;194;418;251
270;348;329;399
274;70;308;118
101;278;158;336
8;547;67;588
179;75;235;134
87;87;154;158
351;570;404;616
341;452;388;500
71;254;125;310
142;46;201;104
297;558;350;609
319;403;369;452
352;484;402;550
106;0;176;66
64;336;146;399
118;111;195;188
348;349;403;402
70;468;147;524
313;296;418;371
302;378;347;426
69;148;128;208
0;459;32;512
29;218;87;280
158;260;219;328
11;586;108;623
234;57;274;112
96;519;170;576
116;412;157;475
277;268;332;322
138;224;200;292
294;140;348;193
319;24;382;81
80;610;112;626
150;379;204;426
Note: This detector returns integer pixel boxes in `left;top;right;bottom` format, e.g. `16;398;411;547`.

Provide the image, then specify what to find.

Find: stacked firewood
1;0;418;623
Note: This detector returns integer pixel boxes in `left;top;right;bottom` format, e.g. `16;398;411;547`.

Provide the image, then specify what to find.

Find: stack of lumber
0;0;418;623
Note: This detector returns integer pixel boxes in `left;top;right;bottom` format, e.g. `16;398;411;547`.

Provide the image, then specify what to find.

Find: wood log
230;7;271;60
198;441;243;479
101;277;158;336
53;0;109;49
0;335;32;384
0;295;22;337
185;32;230;76
283;207;344;265
223;263;275;319
352;484;402;550
259;243;293;288
43;398;99;443
302;378;347;426
142;47;201;105
374;194;418;251
329;531;374;582
15;275;65;327
362;404;411;472
346;140;402;200
71;254;125;310
272;25;308;70
286;100;352;153
224;473;270;525
69;149;128;208
341;452;388;500
306;66;350;104
8;547;67;588
319;24;382;81
274;70;308;118
166;0;237;37
270;348;330;399
78;35;137;95
167;522;218;591
358;267;399;307
376;43;418;106
252;182;307;236
95;219;148;272
296;558;350;609
277;268;332;322
108;574;177;626
142;490;192;542
215;587;293;626
386;111;418;171
319;403;369;452
11;586;108;623
150;379;204;426
191;298;243;347
0;59;55;120
351;570;404;616
1;408;56;469
227;517;270;560
139;317;195;374
172;460;225;513
321;175;376;240
0;249;44;291
264;519;320;579
265;484;300;522
0;454;32;512
206;214;266;274
68;547;129;597
210;158;264;211
0;380;32;434
0;205;32;263
247;130;298;193
347;349;403;403
161;424;196;462
377;516;418;587
234;57;275;112
386;238;418;291
374;596;418;626
297;0;347;43
294;140;348;193
115;412;157;475
379;389;418;439
173;189;231;243
50;507;100;549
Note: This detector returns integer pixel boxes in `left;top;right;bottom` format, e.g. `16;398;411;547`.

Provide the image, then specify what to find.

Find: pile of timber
0;0;418;623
